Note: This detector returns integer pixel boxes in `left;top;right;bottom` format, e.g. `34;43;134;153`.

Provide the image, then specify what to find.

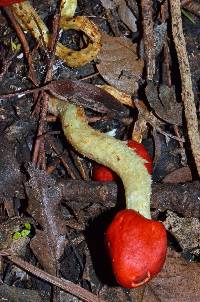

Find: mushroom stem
48;98;152;219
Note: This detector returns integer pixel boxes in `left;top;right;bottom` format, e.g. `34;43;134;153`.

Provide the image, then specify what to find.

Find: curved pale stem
48;98;152;219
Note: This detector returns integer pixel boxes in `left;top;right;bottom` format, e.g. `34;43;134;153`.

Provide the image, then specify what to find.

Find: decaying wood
59;180;200;218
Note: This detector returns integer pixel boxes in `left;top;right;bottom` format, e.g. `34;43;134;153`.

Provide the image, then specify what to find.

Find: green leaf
24;223;31;230
181;9;195;24
12;231;21;240
21;229;31;238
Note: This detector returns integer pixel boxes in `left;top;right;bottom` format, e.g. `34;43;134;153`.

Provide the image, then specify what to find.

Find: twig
58;180;200;218
32;13;61;169
169;0;200;177
32;91;48;165
0;252;106;302
4;6;38;86
47;136;81;180
155;126;185;143
104;9;120;36
141;0;155;80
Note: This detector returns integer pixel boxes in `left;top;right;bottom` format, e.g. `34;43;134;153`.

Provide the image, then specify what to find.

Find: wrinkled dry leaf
162;166;192;183
25;165;66;275
127;251;200;302
142;251;200;302
164;211;200;256
146;82;183;125
47;79;129;117
100;0;121;10
97;33;144;94
118;0;137;32
100;250;200;301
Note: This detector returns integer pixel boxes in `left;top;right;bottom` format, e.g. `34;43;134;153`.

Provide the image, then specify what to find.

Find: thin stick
169;0;200;176
141;0;155;80
0;252;106;302
4;6;38;86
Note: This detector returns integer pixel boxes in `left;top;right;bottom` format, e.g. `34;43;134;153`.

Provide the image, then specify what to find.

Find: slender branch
0;252;106;302
141;0;155;80
4;6;38;86
169;0;200;177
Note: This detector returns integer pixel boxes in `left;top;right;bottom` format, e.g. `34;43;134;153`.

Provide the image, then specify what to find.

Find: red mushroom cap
92;164;118;181
0;0;24;6
127;140;153;174
106;209;167;288
92;140;153;181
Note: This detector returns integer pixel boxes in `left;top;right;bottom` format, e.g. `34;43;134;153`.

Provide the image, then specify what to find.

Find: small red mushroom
106;209;167;288
47;84;167;288
0;0;24;6
91;139;166;287
92;140;153;181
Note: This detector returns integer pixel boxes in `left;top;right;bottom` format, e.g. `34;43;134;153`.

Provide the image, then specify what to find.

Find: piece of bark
58;180;200;218
26;165;66;276
151;181;200;217
59;180;117;208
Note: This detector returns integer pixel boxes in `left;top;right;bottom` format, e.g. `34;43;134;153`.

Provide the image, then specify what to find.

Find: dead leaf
146;82;183;125
128;250;200;302
97;33;144;94
25;165;66;275
162;166;192;183
47;79;129;117
100;0;121;10
118;0;137;32
142;251;200;302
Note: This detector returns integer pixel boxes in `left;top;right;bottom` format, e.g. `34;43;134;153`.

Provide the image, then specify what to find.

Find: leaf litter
0;0;200;301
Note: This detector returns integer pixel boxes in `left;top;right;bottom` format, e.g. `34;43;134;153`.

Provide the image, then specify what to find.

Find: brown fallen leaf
25;165;66;275
139;251;200;302
97;33;144;94
118;0;137;32
47;79;129;117
162;166;192;184
99;250;200;302
145;82;183;125
100;0;120;10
